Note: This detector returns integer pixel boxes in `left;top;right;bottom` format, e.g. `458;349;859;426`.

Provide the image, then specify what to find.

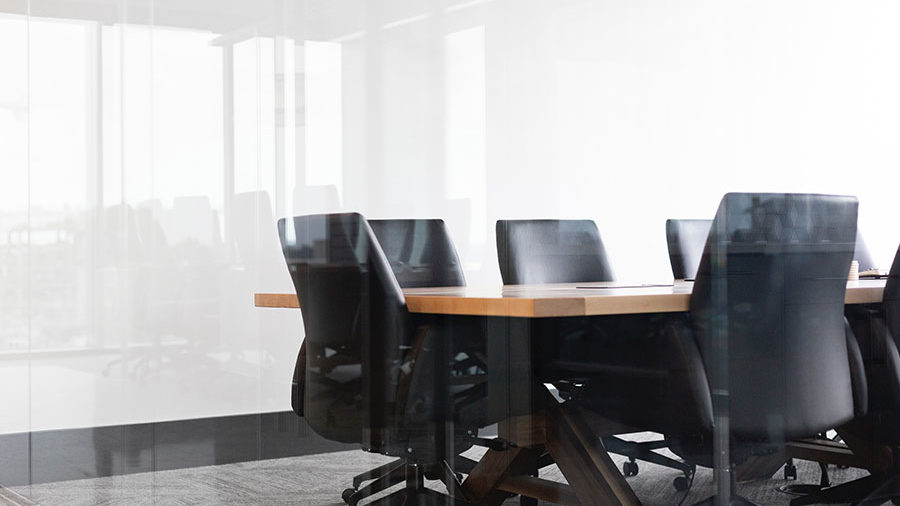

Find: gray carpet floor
5;441;872;505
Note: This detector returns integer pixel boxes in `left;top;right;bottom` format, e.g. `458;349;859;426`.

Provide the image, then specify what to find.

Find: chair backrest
854;230;877;272
666;219;712;280
691;193;858;440
369;219;466;288
496;219;614;284
278;213;408;447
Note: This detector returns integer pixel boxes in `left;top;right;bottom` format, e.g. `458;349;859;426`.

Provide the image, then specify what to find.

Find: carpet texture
8;441;870;505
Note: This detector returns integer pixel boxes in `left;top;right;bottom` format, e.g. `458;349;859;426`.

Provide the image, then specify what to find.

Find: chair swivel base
366;486;470;506
344;459;469;506
602;435;696;490
778;460;831;496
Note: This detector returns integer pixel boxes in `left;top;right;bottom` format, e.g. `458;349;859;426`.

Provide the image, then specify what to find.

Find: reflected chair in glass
665;219;712;281
279;213;484;506
796;245;900;505
583;193;861;504
495;219;695;487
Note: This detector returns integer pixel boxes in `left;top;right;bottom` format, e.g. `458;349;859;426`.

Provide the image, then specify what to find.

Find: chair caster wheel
520;496;538;506
673;476;690;491
622;461;638;477
342;488;357;505
784;463;797;480
456;472;464;482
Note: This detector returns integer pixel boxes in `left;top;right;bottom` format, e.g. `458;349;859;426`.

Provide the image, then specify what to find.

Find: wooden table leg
462;446;533;506
462;432;582;505
462;412;545;505
545;403;641;506
462;408;583;506
462;387;643;505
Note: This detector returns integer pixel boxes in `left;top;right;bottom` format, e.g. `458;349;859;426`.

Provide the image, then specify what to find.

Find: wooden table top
255;278;887;318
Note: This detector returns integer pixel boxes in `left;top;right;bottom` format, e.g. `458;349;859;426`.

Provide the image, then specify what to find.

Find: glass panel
0;10;31;487
4;1;900;504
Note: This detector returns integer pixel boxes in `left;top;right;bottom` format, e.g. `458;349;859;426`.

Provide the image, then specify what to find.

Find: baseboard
0;486;37;506
0;411;355;487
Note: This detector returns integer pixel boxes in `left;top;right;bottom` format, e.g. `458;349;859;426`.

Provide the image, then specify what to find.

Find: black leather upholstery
280;214;488;505
290;218;467;419
667;219;873;287
280;213;485;504
576;312;715;435
369;219;466;288
690;194;858;441
665;219;712;280
494;218;710;430
495;218;702;479
496;219;614;284
885;245;900;344
855;230;877;272
583;194;859;482
495;219;617;382
371;219;487;428
794;245;900;505
666;217;868;421
846;245;900;438
279;213;408;447
873;247;900;436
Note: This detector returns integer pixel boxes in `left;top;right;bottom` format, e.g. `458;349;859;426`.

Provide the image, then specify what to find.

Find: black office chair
495;219;695;486
290;219;469;418
370;219;466;288
795;244;900;505
369;219;489;473
667;217;868;493
666;219;712;280
855;230;878;273
496;219;614;285
496;219;625;384
279;213;479;506
584;193;861;504
779;228;878;492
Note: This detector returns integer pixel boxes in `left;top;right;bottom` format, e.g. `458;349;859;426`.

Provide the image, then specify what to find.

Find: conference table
255;278;888;505
255;278;886;316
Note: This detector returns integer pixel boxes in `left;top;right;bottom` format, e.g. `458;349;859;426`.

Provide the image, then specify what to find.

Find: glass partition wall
2;1;900;505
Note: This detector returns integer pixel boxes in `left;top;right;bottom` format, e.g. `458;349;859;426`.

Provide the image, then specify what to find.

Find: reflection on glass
2;0;899;503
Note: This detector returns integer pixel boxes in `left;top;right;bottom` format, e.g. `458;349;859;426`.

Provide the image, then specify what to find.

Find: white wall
2;0;900;434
